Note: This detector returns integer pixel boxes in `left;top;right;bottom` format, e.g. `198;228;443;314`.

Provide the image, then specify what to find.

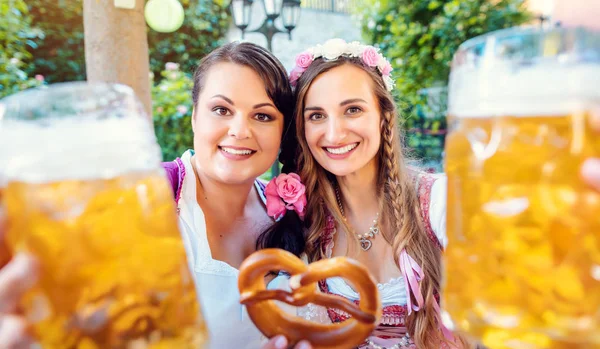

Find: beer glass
0;82;206;348
444;27;600;348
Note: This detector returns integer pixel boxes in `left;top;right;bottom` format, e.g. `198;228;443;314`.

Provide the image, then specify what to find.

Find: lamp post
230;0;301;177
230;0;301;51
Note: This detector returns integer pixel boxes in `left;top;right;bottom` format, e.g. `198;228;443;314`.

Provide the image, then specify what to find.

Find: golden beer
444;28;600;349
0;83;206;348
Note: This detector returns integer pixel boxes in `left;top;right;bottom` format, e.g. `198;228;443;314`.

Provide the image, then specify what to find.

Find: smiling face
192;62;284;184
302;64;382;178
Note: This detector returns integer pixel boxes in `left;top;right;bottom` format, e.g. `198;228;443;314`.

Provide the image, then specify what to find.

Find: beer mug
0;83;206;348
444;27;600;348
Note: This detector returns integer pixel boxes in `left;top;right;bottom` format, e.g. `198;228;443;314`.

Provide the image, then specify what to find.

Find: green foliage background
149;0;230;76
356;0;531;167
0;0;44;98
151;64;195;161
2;0;533;167
1;0;231;160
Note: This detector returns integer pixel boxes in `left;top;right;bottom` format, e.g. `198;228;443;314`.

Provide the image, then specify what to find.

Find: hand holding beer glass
0;83;206;348
444;27;600;348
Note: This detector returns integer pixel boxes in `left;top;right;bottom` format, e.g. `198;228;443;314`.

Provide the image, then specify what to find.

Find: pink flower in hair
295;51;313;69
289;67;305;87
362;47;379;67
381;61;393;76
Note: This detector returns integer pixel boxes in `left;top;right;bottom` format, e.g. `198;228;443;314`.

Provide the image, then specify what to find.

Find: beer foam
448;62;600;118
0;116;163;184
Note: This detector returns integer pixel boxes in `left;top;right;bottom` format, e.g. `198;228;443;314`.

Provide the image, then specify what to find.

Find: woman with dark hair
0;42;309;349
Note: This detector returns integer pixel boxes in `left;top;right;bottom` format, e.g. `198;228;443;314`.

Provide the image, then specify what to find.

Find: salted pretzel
238;249;381;349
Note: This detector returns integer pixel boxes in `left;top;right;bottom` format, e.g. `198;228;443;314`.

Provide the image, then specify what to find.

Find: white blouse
175;150;285;349
298;174;448;335
325;175;447;305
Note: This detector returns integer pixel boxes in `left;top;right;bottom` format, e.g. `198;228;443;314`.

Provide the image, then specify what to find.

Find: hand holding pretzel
238;249;381;349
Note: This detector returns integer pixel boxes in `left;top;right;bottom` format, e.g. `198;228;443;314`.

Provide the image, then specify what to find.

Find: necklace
334;185;379;251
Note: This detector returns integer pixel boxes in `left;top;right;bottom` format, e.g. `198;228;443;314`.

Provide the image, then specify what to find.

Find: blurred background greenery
356;0;530;170
1;0;531;171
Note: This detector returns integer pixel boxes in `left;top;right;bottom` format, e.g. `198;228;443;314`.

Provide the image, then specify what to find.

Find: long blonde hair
293;56;455;348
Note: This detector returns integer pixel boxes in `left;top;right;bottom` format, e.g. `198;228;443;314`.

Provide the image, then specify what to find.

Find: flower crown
289;38;395;91
265;173;307;220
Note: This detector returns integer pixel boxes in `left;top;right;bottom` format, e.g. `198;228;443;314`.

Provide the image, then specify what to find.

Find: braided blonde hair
293;56;465;348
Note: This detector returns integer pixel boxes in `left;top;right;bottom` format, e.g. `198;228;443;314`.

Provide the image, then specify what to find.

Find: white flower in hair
308;45;323;59
383;75;395;91
347;41;364;58
377;54;388;72
321;38;348;60
289;38;396;91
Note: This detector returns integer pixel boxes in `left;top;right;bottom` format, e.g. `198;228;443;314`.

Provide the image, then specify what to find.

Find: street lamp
231;0;254;34
230;0;301;51
281;0;301;38
230;0;301;176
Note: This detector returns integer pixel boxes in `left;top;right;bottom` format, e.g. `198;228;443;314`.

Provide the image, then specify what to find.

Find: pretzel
238;249;381;349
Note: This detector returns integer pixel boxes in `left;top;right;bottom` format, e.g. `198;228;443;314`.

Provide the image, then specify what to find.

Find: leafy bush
359;0;531;107
26;0;86;83
0;0;44;98
148;0;231;76
22;0;230;83
152;63;194;161
357;0;531;165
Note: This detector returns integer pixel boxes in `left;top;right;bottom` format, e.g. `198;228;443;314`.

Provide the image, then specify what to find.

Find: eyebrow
304;98;368;112
304;106;324;112
340;98;367;106
211;94;234;105
211;95;276;110
253;102;277;109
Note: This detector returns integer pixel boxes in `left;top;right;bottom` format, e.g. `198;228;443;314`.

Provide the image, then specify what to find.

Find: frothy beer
0;83;206;348
444;28;600;348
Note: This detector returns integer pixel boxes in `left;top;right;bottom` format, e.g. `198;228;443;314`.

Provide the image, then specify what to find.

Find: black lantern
230;0;253;33
230;0;302;52
281;0;301;36
262;0;283;18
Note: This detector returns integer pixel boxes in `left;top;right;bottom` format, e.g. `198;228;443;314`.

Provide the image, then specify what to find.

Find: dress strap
320;212;337;258
161;158;186;206
415;173;443;250
254;179;268;205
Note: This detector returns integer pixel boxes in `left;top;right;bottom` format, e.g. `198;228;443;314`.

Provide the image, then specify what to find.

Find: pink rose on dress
289;67;305;87
381;61;393;76
265;173;307;220
295;51;313;69
362;47;379;67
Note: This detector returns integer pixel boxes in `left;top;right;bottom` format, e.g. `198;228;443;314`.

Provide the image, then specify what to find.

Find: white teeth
326;143;358;155
221;147;253;155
